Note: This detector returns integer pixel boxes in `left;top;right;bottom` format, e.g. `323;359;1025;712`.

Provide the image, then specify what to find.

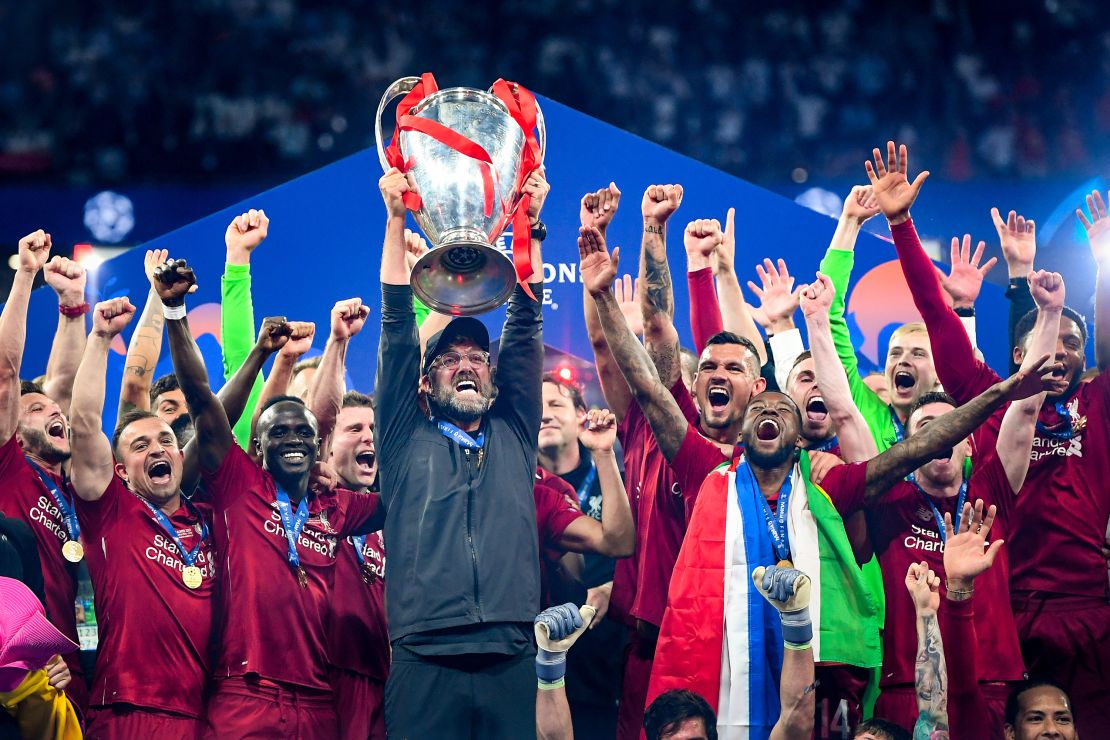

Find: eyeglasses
432;351;491;371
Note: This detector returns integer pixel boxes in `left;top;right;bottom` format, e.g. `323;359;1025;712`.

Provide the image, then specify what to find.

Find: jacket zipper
464;448;482;620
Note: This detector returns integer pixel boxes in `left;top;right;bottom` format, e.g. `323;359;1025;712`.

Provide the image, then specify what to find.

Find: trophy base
410;239;517;316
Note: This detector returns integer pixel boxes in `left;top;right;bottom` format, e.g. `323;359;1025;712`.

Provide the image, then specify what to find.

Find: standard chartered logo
29;496;67;542
264;511;337;558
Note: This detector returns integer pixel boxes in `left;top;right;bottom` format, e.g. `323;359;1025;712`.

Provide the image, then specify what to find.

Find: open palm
864;141;929;224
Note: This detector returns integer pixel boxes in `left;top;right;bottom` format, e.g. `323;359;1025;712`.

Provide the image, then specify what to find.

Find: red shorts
617;627;656;740
873;682;1010;737
86;705;201;740
1014;595;1110;740
813;664;870;739
203;676;337;740
330;667;385;740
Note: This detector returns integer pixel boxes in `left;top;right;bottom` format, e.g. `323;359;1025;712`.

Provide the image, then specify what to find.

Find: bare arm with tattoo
905;562;949;740
580;225;688;462
862;358;1054;502
639;184;683;386
119;250;169;417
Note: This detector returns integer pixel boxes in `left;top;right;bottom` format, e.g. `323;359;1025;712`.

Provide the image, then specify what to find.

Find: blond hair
890;322;928;343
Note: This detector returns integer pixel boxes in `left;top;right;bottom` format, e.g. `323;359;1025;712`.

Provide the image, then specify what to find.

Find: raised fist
642;184;683;224
403;229;429;274
225;209;270;260
752;565;811;614
379;167;412;219
577;226;618;296
523;165;550;223
904;561;940;615
534;603;597;652
17;230;51;274
331;297;369;341
44;256;87;306
150;257;198;306
1028;269;1065;312
279;321;316;358
580;182;621;234
92;297;136;339
799;272;836;318
842;185;880;225
579;408;617;453
683;218;723;260
864;141;930;225
258;316;293;354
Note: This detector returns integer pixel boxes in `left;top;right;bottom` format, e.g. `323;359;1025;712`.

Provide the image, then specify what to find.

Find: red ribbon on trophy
382;73;542;299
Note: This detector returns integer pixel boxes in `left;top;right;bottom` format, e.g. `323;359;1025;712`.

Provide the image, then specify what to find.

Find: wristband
59;302;90;318
162;303;187;320
954;306;975;318
780;606;812;648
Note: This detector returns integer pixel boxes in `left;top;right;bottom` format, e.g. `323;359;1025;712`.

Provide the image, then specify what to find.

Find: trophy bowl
376;77;545;315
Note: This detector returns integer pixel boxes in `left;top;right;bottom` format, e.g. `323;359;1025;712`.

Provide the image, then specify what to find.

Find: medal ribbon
351;534;367;567
139;496;207;568
889;405;906;444
435;419;485;451
275;487;311;572
1035;400;1075;440
736;461;794;563
907;473;968;543
575;461;598;512
25;458;80;543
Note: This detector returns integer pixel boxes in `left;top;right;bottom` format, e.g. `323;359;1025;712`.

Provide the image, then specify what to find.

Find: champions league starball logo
83;190;135;243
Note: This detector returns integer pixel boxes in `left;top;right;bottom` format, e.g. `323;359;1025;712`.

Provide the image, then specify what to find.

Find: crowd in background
3;0;1110;185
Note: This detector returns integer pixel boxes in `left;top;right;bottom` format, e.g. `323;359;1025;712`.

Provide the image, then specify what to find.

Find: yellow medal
62;540;84;563
182;566;203;590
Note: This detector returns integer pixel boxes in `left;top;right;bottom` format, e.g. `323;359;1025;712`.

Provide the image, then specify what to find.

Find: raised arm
714;207;769;365
245;322;313;455
581;226;689;462
863;360;1053;502
155;258;263;472
684;218;725;353
998;271;1065;492
379;168;412;286
403;230;452;351
819;186;889;429
749;258;803;392
555;409;634;558
936;233;997;351
41;256;88;414
493;167;547;435
222;209;270;447
904;561;949;740
993;208;1038;374
580;183;634;421
119;249;169;417
1077;189;1110;371
640;184;684;386
939;500;1003;739
800;274;878;462
753;566;816;740
0;231;51;443
309;299;368;450
70;299;136;501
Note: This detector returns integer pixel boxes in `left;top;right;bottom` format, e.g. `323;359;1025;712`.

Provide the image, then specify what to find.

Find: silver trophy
376;77;546;315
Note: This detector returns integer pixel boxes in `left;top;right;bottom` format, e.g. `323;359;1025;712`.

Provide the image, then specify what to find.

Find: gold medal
297;566;308;589
776;559;793;569
62;540;84;563
182;566;203;590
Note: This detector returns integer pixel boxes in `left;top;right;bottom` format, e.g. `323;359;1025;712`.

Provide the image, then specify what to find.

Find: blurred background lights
83;191;135;243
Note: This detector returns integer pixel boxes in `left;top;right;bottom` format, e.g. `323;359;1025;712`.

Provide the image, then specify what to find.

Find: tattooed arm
639;184;683;387
119;288;165;417
905;562;949;740
862;360;1052;502
581;226;689;462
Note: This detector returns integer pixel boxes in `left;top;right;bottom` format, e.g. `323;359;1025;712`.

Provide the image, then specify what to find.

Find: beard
19;427;71;464
744;439;796;469
427;376;498;424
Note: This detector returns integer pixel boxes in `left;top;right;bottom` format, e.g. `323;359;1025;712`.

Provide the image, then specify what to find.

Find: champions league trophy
375;75;546;316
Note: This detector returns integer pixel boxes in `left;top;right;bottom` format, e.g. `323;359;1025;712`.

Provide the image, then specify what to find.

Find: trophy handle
534;99;546;164
375;76;422;172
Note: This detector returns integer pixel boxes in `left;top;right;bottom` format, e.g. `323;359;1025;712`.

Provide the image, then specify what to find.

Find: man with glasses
375;166;549;738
